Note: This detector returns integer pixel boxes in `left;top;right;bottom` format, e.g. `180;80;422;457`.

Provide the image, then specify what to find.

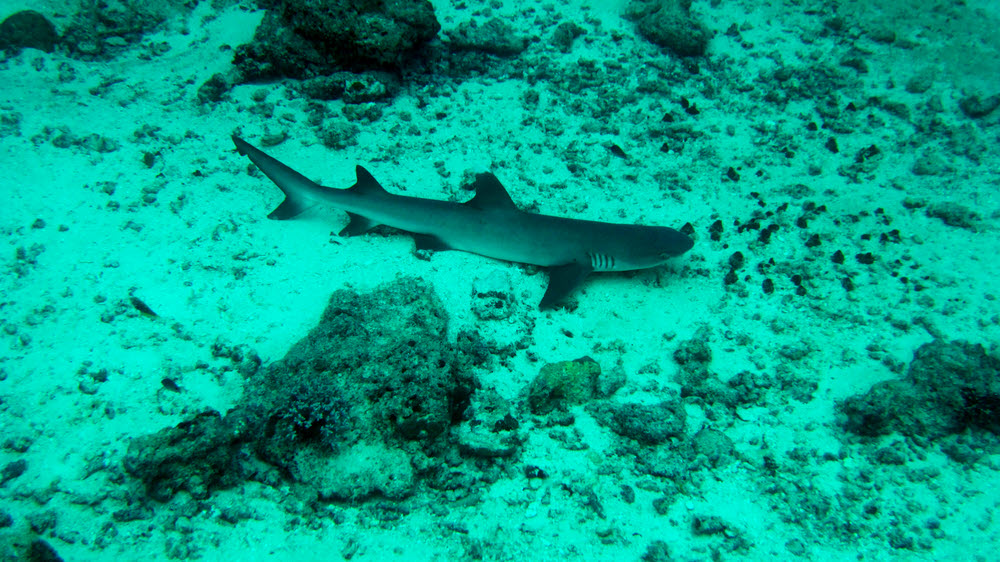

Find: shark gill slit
589;252;614;271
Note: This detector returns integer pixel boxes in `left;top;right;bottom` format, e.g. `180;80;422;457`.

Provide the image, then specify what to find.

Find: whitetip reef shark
232;136;693;309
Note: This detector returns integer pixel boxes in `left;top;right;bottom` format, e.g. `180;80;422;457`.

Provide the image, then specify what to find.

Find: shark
232;136;693;309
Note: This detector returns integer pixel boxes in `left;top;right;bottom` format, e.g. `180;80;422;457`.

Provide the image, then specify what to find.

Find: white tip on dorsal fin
465;173;518;211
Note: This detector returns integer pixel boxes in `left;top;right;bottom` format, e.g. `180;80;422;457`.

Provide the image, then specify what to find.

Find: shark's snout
674;232;695;254
657;228;694;257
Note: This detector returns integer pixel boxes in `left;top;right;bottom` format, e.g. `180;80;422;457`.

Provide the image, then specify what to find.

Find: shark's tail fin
232;136;316;220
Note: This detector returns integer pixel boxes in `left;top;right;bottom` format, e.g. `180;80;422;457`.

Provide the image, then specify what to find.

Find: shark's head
594;225;693;271
652;226;694;258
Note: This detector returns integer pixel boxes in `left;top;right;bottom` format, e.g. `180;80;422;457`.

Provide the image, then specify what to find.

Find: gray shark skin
232;136;693;309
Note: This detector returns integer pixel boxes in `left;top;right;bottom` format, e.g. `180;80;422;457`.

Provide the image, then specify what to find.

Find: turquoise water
1;0;999;560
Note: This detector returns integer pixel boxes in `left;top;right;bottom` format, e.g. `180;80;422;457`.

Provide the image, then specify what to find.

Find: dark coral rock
298;71;399;103
238;278;487;499
28;539;63;562
642;540;671;562
909;340;1000;434
111;505;153;522
692;514;729;535
672;328;754;407
340;72;398;104
235;0;440;80
727;371;773;405
196;73;230;104
248;277;476;448
679;369;741;407
590;400;686;444
26;510;56;534
232;11;325;80
1;458;27;484
673;330;712;367
925;202;979;230
448;17;528;56
122;410;246;501
839;340;1000;439
257;380;354;462
456;389;521;458
471;271;516;320
839;379;920;437
0;10;59;53
61;0;185;58
210;338;262;377
124;278;493;503
690;428;734;467
551;22;584;53
627;0;709;57
958;94;1000;118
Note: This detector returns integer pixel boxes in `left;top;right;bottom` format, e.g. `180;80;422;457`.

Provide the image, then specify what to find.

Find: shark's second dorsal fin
466;173;518;211
351;166;390;197
337;166;387;235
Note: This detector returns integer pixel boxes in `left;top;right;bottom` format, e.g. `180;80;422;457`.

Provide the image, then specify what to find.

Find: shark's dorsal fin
351;166;390;197
541;262;594;309
466;173;518;211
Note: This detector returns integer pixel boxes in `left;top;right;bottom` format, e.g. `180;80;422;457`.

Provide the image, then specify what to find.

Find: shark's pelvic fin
541;262;594;309
413;233;454;252
268;197;313;220
466;173;518;211
339;213;379;236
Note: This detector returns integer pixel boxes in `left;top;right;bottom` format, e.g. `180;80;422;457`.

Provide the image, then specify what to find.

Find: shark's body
232;136;693;309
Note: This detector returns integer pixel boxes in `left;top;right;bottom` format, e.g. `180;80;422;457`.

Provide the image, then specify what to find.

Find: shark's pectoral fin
412;233;454;252
339;213;380;236
540;262;593;309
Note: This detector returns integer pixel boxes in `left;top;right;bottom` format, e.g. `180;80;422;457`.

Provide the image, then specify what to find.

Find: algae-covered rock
122;410;246;501
527;357;601;414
